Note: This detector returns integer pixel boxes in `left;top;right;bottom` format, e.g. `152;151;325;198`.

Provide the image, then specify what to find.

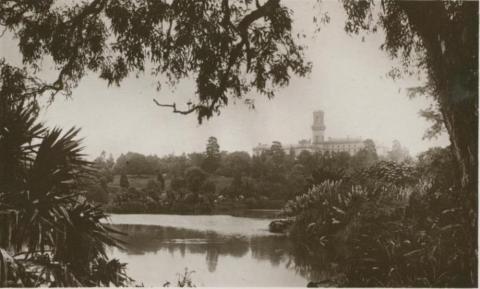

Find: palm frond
8;127;95;253
0;103;45;194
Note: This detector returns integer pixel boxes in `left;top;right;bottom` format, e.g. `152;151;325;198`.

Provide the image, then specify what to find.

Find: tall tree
338;3;477;283
266;141;288;182
270;141;286;165
340;0;477;193
203;136;221;173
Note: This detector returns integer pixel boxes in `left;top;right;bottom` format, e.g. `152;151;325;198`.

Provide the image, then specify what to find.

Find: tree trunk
440;95;477;194
401;3;478;284
401;1;478;193
434;62;478;287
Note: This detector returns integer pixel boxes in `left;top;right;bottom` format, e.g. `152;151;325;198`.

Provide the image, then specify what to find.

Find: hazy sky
1;0;449;159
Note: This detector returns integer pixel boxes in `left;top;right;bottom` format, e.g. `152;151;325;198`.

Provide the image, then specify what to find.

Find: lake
107;213;326;287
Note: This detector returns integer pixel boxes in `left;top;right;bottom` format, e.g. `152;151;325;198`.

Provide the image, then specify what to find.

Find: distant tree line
86;137;412;213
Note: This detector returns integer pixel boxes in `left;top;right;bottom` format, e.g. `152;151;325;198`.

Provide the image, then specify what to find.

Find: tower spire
311;110;326;144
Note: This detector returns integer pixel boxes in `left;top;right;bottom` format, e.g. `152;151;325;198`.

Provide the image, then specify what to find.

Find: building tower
311;110;326;144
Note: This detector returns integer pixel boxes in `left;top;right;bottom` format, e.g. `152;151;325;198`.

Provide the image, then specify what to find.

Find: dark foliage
0;65;130;286
0;0;311;122
284;150;476;287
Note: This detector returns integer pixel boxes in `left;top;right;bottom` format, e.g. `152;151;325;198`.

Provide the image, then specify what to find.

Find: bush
284;160;476;287
185;166;207;192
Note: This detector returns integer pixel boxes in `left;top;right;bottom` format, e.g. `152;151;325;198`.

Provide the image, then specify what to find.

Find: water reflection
109;221;329;286
114;224;290;268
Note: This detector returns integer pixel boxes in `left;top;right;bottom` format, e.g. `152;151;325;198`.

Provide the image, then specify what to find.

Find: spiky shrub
0;63;130;286
283;181;362;247
283;180;409;261
344;181;475;287
284;160;475;287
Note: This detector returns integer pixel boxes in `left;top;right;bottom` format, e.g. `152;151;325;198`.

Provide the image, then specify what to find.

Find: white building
253;110;365;157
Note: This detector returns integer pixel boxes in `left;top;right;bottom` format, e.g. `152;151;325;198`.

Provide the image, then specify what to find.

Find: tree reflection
205;246;219;272
111;224;330;280
250;235;291;267
113;225;251;272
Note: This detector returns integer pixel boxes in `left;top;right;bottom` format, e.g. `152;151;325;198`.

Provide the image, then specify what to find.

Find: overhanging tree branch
155;0;282;119
153;99;199;115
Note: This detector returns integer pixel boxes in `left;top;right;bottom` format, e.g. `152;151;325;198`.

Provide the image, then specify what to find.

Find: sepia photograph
0;0;478;287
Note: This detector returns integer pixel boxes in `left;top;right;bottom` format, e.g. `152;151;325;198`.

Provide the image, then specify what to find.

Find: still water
107;213;324;287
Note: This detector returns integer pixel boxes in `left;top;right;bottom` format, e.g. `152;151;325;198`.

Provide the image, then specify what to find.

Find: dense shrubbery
106;184;215;214
283;150;476;287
